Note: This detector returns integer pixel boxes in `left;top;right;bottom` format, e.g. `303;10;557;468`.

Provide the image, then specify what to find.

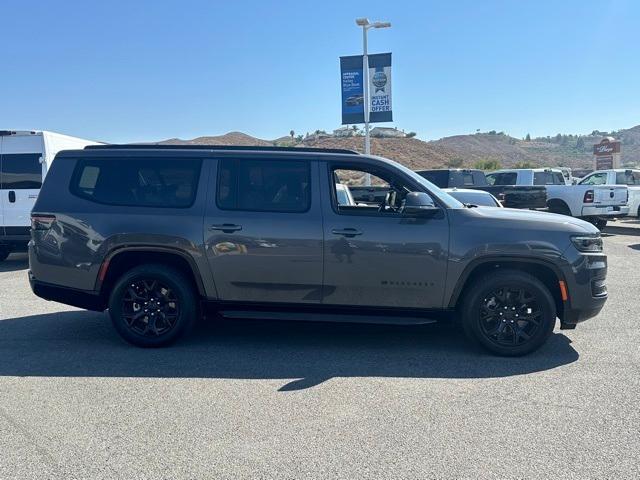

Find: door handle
331;228;362;237
8;191;16;203
209;223;242;233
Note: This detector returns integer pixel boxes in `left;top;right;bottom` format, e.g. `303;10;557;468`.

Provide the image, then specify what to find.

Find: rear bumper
581;205;629;217
29;271;105;311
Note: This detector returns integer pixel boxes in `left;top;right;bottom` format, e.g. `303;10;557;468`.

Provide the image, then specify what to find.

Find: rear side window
0;153;42;189
217;158;310;213
70;157;202;207
489;172;517;185
534;171;565;185
417;171;449;187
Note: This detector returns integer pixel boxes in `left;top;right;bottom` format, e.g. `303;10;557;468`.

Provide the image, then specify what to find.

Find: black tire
594;219;607;230
461;270;556;356
0;247;10;262
108;264;198;347
548;201;571;216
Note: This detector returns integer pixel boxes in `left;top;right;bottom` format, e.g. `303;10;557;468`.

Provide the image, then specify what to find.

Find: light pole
355;18;391;184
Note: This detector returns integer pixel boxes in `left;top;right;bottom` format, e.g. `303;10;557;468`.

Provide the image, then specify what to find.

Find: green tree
406;131;417;138
474;159;501;171
576;136;585;149
290;130;295;139
446;157;465;168
525;133;531;141
514;161;535;168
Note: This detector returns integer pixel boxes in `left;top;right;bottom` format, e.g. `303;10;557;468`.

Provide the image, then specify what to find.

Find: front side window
70;157;201;207
217;158;310;213
331;166;412;215
616;171;640;185
0;153;42;189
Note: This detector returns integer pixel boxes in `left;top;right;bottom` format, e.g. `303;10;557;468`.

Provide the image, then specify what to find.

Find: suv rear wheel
461;270;556;356
108;264;198;347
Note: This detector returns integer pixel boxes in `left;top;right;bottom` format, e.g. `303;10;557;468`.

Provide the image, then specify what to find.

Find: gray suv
29;145;608;355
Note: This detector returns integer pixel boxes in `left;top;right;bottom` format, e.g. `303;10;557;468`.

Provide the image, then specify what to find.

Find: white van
0;130;100;260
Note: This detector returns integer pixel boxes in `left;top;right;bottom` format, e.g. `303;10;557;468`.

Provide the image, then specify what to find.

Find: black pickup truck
415;169;548;209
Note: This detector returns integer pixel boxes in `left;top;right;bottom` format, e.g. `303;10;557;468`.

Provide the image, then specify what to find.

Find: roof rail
84;144;360;155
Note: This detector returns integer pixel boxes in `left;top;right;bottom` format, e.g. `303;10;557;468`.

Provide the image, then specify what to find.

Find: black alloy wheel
461;270;556;356
478;287;542;348
122;279;180;337
108;264;197;347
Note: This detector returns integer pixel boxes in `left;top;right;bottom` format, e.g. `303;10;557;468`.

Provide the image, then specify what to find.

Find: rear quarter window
70;157;202;208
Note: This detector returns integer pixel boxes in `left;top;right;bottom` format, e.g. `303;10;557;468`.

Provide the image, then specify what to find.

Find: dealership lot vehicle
579;168;640;217
486;168;629;229
30;145;608;355
1;228;639;479
417;168;547;209
443;187;503;207
0;130;99;261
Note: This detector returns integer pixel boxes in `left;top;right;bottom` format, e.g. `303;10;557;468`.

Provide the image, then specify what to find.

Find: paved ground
0;224;639;479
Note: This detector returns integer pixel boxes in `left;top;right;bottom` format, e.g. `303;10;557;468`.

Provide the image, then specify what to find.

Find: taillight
583;190;594;203
31;214;56;231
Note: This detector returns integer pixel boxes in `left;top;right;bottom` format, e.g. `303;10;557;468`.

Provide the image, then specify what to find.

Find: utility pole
355;18;391;184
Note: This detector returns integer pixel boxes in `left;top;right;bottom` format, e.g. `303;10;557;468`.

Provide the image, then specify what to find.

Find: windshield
383;159;464;208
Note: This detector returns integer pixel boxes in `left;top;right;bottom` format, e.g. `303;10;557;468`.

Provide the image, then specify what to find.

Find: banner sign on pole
340;53;392;125
368;52;392;123
340;55;365;125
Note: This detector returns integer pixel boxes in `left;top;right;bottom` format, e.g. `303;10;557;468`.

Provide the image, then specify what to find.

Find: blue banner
340;53;392;125
368;53;392;123
340;55;365;124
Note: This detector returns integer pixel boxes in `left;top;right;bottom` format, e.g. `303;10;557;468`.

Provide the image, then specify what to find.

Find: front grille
591;279;607;297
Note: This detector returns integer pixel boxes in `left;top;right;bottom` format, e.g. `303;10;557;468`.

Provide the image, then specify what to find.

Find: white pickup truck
486;168;629;229
578;169;640;218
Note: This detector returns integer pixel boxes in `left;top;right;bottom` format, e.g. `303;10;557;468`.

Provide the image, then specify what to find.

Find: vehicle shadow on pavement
0;253;28;273
0;310;579;391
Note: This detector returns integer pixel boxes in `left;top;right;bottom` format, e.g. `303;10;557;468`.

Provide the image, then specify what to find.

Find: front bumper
559;249;608;326
581;205;629;218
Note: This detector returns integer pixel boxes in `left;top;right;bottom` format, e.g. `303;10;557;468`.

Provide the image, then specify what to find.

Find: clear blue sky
1;0;638;143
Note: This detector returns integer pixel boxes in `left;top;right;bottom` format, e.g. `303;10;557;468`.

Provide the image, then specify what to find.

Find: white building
370;127;406;138
333;127;354;137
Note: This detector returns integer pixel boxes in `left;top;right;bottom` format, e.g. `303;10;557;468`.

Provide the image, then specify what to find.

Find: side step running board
218;310;438;325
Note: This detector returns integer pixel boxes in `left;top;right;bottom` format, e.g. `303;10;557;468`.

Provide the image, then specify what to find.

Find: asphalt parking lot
1;223;639;479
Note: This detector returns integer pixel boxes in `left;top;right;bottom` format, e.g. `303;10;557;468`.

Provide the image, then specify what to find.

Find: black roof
84;144;359;155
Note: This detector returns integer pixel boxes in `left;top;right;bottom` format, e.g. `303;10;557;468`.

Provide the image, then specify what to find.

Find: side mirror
402;192;439;216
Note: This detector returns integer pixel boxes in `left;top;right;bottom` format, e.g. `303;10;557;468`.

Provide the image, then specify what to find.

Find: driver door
320;161;450;309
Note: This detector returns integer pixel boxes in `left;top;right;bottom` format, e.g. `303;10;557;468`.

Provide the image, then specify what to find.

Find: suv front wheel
461;270;556;356
108;264;198;347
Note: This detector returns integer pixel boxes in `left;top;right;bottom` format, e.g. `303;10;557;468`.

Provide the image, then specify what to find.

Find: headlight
571;234;603;252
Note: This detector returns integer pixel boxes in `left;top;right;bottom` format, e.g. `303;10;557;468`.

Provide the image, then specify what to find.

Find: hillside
158;131;272;147
155;124;640;171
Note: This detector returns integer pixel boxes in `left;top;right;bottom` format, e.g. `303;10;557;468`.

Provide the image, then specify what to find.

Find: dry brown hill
155;125;640;171
158;131;272;146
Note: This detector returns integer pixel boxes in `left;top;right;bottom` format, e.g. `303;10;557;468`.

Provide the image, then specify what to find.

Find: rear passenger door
204;156;324;304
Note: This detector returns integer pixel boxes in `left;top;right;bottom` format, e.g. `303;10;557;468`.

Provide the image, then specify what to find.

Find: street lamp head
372;21;391;29
355;18;370;26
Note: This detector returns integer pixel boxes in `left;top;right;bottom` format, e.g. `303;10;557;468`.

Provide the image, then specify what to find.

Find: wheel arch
448;257;567;319
96;246;207;302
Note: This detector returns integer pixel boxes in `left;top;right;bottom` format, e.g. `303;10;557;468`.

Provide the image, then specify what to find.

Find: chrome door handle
331;228;362;237
209;224;242;233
